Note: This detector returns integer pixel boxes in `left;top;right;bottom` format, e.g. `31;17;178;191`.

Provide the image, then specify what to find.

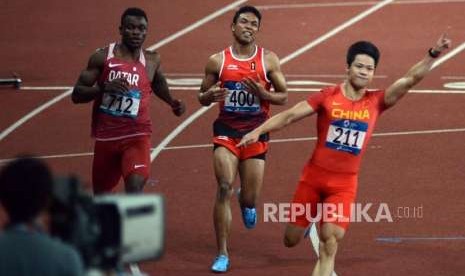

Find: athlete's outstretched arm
384;33;451;107
198;53;228;106
242;51;288;105
71;50;105;103
150;53;185;116
237;100;315;147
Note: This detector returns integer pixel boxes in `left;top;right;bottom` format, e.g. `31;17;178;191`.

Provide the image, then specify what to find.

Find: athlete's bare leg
213;147;239;256
238;158;265;208
125;174;146;193
312;223;345;276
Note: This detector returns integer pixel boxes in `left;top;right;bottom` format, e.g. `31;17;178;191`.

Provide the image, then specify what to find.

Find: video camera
49;176;165;271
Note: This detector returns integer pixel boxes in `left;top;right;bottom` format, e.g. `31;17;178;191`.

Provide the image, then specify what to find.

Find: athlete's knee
217;180;233;201
320;235;338;257
319;224;345;257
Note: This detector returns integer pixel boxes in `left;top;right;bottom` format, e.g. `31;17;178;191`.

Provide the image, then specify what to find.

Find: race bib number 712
99;89;141;118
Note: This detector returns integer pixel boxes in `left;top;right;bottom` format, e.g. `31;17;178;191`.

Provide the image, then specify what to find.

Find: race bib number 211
325;119;368;155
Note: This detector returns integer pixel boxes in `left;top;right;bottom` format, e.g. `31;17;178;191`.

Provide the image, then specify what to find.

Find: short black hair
121;7;148;25
346;41;380;67
0;157;53;224
233;5;262;25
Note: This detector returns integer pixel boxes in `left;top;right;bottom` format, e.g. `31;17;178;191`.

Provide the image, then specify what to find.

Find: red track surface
1;1;465;275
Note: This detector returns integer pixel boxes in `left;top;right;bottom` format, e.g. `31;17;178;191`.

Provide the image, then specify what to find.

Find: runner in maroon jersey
72;7;185;194
198;5;288;273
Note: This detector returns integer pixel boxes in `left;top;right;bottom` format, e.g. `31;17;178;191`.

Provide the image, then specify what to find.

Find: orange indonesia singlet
215;45;272;136
307;85;388;173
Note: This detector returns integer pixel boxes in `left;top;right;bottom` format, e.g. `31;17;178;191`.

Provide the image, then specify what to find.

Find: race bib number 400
99;89;141;118
223;81;260;113
325;119;368;155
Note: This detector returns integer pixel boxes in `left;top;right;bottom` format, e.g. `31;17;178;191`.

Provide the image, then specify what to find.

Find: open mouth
243;31;253;38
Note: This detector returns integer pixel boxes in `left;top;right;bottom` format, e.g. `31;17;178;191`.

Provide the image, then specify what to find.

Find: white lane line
165;144;211;150
0;2;248;143
432;41;465;69
18;85;465;94
373;128;465;137
256;0;465;10
20;86;73;90
280;0;395;64
5;127;464;163
282;88;465;94
444;82;465;89
146;0;248;51
164;73;388;79
408;89;465;94
376;236;465;243
0;152;94;164
391;0;465;3
258;1;378;9
165;73;204;77
288;80;334;86
166;127;465;149
164;87;465;94
0;89;73;142
282;74;387;79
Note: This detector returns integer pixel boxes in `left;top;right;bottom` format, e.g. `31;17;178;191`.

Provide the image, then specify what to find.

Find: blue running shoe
211;254;229;273
241;207;257;229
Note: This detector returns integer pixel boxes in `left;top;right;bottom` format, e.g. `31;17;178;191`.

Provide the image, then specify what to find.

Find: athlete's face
120;15;148;50
231;13;260;45
347;54;376;90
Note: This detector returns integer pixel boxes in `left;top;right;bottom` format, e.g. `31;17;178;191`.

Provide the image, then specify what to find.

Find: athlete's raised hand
102;78;130;94
431;33;452;55
202;81;228;103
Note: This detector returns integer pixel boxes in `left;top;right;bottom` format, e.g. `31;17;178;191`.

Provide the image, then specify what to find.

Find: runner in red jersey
239;34;451;276
198;6;288;273
72;8;185;195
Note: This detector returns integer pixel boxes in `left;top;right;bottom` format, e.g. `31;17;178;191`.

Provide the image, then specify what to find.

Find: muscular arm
238;100;315;146
71;49;105;103
149;52;174;105
152;67;175;105
384;34;451;107
198;53;227;106
263;50;288;105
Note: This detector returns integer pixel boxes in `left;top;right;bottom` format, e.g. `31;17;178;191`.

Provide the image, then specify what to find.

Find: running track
1;0;465;275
